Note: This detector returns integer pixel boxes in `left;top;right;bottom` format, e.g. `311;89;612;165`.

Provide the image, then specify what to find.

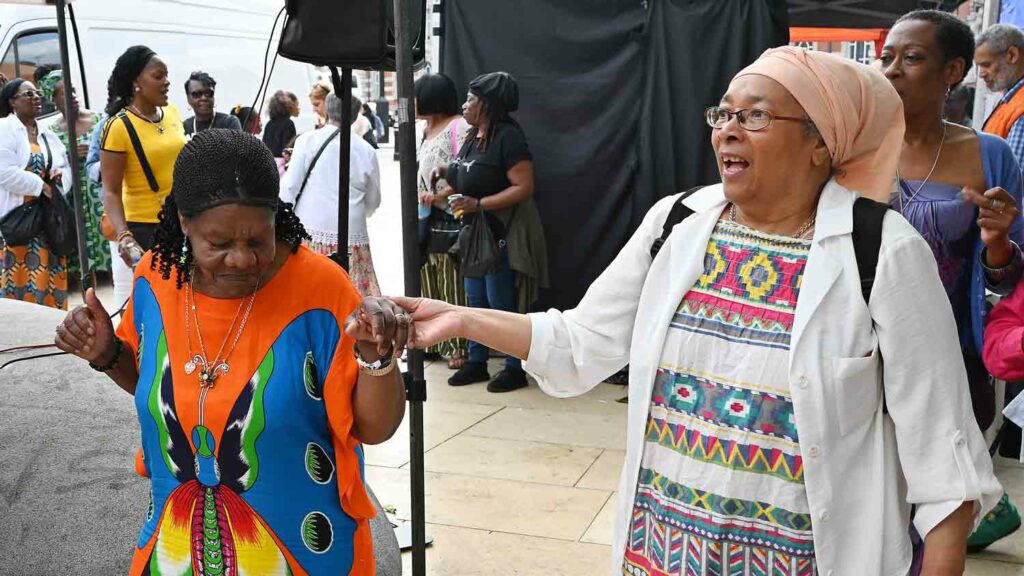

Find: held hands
344;297;413;360
54;288;116;364
390;296;462;349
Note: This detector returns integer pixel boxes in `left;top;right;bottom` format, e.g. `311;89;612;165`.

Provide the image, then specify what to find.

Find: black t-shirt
262;118;297;157
447;121;531;201
184;112;242;137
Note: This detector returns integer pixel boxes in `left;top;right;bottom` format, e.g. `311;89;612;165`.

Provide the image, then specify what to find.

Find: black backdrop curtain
442;0;788;311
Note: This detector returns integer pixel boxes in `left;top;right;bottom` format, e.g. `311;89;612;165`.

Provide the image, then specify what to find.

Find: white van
0;0;318;132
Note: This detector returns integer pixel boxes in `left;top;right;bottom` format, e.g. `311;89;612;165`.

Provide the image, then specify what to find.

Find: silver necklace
897;121;947;213
128;104;166;134
183;273;259;387
193;113;214;134
730;203;815;239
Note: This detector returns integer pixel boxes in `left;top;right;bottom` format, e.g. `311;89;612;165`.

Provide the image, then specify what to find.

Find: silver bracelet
354;344;396;376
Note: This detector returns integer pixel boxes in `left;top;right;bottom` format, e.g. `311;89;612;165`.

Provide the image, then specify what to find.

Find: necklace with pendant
183;272;259;387
129;104;166;134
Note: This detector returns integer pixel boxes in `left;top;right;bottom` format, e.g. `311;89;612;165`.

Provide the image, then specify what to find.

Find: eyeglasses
705;106;809;132
15;90;42;100
189;89;214;99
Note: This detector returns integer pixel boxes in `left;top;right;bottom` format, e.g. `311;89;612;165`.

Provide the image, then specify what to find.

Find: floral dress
51;113;111;273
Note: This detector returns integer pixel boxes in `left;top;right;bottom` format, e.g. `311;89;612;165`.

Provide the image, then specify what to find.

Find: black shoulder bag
39;135;79;256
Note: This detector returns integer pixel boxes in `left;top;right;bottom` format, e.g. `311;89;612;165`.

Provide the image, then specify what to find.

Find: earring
134;86;141;93
180;237;190;265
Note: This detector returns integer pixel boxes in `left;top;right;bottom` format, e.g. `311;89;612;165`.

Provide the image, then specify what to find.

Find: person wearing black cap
54;128;408;575
431;71;549;392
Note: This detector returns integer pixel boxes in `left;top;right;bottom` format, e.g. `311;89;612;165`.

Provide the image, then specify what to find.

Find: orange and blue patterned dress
117;247;376;575
623;220;815;576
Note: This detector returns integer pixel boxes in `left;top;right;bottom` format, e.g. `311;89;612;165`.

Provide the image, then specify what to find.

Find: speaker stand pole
55;0;91;295
393;0;428;574
330;67;352;271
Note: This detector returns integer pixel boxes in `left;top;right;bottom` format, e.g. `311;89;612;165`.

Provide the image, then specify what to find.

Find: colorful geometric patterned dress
623;220;816;576
0;143;68;309
50;113;111;273
117;247;377;575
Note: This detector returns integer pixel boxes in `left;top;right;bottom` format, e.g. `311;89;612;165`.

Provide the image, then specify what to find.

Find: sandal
447;355;467;370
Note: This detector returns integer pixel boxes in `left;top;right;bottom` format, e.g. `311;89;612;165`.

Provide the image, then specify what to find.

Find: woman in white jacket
0;78;71;309
394;48;1003;576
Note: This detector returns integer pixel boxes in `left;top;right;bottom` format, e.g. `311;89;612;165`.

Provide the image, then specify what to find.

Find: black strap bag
294;127;341;208
459;209;501;278
0;198;44;247
426;208;461;254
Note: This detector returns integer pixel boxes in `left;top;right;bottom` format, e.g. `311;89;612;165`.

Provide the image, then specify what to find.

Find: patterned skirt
420;253;467;357
68;177;112;273
303;238;381;298
2;237;68;310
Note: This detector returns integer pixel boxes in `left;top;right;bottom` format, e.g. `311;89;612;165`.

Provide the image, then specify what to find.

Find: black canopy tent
787;0;953;28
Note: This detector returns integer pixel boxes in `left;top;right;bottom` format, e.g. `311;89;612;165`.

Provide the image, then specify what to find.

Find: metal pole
393;0;428;573
55;0;91;293
330;66;352;271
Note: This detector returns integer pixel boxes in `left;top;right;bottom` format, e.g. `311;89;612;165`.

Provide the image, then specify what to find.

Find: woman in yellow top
100;45;186;306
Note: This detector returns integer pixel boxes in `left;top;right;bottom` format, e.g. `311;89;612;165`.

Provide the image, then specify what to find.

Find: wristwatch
353;344;396;376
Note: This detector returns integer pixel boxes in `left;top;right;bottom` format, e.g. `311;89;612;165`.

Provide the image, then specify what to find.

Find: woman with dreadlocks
429;71;548;392
100;45;186;307
54;129;407;575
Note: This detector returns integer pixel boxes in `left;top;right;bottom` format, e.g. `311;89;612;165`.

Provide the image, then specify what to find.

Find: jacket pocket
831;343;882;436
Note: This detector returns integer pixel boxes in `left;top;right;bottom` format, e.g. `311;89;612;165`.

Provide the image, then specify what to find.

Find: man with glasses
182;71;241;139
977;24;1024;166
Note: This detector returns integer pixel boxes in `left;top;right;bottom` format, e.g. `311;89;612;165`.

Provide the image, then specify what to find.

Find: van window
1;29;62;114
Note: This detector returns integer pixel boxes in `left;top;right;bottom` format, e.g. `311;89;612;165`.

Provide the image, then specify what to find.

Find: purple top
894;180;975;329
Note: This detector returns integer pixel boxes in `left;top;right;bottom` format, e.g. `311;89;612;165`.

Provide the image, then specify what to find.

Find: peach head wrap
733;46;905;202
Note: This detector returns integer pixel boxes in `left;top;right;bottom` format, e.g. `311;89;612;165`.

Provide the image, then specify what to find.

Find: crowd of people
0;5;1022;575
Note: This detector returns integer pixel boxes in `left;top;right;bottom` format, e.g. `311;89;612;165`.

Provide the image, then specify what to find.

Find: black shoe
487;368;528;393
448;362;490;386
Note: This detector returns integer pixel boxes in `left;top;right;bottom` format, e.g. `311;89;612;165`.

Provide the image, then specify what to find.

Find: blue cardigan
968;131;1024;355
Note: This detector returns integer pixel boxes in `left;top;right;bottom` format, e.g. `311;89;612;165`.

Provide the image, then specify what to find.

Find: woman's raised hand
54;287;116;364
962;186;1019;264
390;296;462;349
344;297;413;357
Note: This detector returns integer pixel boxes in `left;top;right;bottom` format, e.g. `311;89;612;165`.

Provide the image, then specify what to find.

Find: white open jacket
0;113;71;221
523;182;1002;575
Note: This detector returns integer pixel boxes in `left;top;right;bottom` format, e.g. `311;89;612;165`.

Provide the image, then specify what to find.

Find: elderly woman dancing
395;47;1003;575
54;129;407;575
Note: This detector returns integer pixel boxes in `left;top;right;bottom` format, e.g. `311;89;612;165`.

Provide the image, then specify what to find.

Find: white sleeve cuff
913;499;976;539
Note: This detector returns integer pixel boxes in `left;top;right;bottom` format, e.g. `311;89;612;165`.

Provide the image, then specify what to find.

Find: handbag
38;136;78;256
0;200;44;246
426;208;461;254
458;209;502;278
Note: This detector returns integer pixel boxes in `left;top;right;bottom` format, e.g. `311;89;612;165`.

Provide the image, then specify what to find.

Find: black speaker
278;0;426;71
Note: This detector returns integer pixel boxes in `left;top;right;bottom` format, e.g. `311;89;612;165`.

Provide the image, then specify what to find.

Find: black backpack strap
294;127;341;209
650;186;704;259
851;196;890;306
109;111;160;193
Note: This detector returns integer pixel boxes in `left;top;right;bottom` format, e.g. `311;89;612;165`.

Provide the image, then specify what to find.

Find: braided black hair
105;45;156;116
151;129;309;288
468;96;516;153
0;78;26;118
